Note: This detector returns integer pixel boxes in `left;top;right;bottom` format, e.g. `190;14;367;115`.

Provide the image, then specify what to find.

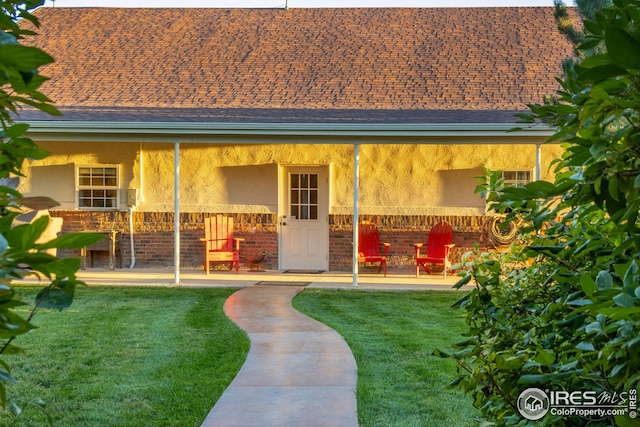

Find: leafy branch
0;1;103;423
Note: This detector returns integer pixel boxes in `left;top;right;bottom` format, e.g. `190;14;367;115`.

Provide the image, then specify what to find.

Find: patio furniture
414;221;454;278
201;215;244;274
357;222;390;277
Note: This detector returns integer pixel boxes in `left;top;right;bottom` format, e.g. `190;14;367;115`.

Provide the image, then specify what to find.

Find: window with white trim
290;173;319;220
501;170;532;187
77;166;120;209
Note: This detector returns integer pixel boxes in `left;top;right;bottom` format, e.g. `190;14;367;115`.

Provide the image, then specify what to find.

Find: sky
44;0;559;8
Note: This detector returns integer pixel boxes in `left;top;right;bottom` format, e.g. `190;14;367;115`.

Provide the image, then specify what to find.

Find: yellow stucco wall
20;141;139;208
21;139;564;215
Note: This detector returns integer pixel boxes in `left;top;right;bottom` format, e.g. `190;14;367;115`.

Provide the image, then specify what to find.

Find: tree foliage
554;0;612;49
438;0;640;425
0;0;103;422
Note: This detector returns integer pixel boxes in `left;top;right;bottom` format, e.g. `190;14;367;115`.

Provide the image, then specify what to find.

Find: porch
19;268;469;291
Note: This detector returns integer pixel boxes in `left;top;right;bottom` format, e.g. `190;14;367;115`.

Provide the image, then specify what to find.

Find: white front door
279;166;329;271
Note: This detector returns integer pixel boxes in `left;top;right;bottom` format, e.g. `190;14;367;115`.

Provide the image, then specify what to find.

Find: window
501;170;532;187
77;166;119;209
290;173;318;220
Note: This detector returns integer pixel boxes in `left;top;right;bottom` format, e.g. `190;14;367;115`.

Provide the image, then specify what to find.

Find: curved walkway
201;285;358;427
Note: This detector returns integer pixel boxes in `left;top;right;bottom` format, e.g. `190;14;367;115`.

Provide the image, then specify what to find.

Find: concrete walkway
200;285;358;427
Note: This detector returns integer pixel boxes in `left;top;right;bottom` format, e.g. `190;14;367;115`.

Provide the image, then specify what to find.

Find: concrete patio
23;267;467;290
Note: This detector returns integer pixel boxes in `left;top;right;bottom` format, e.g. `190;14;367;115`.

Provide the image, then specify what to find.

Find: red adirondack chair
358;223;391;276
201;215;244;274
414;222;455;278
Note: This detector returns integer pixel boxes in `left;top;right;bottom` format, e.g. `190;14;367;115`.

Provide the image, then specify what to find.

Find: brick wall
329;214;491;272
51;211;494;271
53;211;279;269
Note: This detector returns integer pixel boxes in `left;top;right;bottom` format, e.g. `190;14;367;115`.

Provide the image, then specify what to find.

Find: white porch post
536;143;542;181
174;141;181;286
352;143;360;288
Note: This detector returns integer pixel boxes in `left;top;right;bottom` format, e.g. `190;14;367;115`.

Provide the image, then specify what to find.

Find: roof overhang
21;120;555;144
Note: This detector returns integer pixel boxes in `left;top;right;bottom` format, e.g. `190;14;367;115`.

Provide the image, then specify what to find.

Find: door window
290;173;318;220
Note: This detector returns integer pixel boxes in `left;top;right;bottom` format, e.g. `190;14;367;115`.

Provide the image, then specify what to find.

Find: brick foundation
51;211;494;271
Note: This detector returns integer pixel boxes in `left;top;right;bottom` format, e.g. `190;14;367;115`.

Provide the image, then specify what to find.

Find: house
17;7;574;274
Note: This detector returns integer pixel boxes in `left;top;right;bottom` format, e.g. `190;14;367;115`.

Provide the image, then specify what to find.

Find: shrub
437;1;640;425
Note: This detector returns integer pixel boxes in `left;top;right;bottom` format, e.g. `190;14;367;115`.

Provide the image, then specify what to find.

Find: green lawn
293;289;479;427
4;286;477;427
4;286;249;427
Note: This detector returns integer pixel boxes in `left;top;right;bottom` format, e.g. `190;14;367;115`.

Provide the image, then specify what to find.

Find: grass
4;286;477;427
3;286;249;427
293;289;478;427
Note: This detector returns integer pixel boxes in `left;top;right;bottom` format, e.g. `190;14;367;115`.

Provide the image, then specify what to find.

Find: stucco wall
22;140;564;216
20;141;139;209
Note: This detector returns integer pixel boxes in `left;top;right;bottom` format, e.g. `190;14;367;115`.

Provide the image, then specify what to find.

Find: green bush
438;0;640;425
0;1;103;422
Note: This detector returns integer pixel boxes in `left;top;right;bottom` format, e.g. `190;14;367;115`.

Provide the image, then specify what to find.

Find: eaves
22;121;556;144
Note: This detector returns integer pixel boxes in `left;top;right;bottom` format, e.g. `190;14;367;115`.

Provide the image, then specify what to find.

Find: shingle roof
21;7;574;124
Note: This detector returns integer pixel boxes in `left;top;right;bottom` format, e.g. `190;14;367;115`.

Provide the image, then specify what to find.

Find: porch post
536;143;541;181
174;141;181;286
352;143;360;288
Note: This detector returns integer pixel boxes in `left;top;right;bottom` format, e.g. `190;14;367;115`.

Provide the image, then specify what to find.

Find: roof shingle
23;7;575;124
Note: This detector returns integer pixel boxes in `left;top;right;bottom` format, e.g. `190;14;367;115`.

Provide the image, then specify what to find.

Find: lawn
293;289;479;427
4;286;477;427
3;286;249;427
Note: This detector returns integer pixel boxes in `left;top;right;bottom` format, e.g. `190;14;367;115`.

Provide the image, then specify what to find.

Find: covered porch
18;267;469;291
23;119;554;287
